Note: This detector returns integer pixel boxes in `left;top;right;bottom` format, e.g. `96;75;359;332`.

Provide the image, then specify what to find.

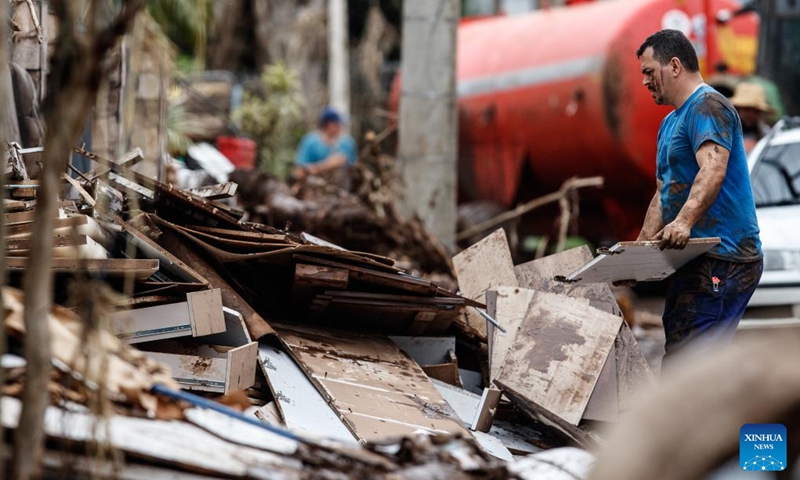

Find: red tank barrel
394;0;758;240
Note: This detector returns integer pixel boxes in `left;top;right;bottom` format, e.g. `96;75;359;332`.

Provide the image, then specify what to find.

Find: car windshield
750;141;800;207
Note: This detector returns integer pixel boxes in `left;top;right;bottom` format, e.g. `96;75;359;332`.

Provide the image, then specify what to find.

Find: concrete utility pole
397;0;459;249
328;0;350;119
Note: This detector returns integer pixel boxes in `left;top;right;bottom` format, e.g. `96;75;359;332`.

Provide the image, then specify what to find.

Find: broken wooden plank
488;286;536;382
1;396;299;478
452;228;518;338
496;292;622;425
559;238;720;284
189;182;238;200
431;379;547;454
187;225;288;243
253;401;284;426
514;247;621;422
515;246;654;417
294;263;349;290
108;171;155;199
143;342;258;394
471;388;502;432
111;289;225;344
121;218;210;285
276;324;471;442
5;257;158;279
154;222;275;339
62;173;96;207
256;341;357;444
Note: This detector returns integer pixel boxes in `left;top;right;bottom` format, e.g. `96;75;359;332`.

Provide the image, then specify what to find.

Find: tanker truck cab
746;117;800;307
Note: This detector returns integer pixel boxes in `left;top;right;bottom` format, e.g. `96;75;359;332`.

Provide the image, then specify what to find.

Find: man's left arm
656;141;729;249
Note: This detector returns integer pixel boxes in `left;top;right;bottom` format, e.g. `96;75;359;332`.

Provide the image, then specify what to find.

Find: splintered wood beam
189;182;238;200
294;264;349;290
5;258;158;279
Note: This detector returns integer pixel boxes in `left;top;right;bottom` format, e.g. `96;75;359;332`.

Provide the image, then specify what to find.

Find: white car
747;118;800;307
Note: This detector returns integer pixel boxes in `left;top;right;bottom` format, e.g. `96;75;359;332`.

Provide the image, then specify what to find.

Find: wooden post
397;0;458;249
327;0;350;119
0;5;11;474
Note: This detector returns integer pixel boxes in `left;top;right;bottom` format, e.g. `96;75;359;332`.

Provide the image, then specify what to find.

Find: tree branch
14;2;145;479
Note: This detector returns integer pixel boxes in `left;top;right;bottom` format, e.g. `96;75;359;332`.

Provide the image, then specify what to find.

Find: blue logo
740;424;787;471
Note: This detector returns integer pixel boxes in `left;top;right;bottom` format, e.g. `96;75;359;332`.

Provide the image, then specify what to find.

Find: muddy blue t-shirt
656;84;762;262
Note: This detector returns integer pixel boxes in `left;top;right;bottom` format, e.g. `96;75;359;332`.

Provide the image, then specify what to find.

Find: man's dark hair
636;29;700;73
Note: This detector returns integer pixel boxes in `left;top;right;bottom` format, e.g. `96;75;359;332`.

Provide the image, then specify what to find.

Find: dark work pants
662;255;764;368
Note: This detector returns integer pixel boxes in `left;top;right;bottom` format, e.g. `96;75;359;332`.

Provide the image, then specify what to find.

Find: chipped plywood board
453;228;518;338
560;238;720;284
276;324;470;442
496;292;623;425
256;342;357;444
515;246;629;422
514;245;653;421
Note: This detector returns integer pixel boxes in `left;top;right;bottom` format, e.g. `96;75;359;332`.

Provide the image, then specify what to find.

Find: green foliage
233;63;307;180
146;0;212;65
166;100;215;157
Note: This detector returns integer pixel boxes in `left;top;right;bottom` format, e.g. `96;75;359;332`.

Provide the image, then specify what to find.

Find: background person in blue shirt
627;30;763;369
292;107;357;181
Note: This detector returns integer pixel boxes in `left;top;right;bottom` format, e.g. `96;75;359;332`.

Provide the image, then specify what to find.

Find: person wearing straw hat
730;82;772;153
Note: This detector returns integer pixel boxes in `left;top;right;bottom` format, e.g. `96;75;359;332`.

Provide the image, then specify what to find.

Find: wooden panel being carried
558;238;720;284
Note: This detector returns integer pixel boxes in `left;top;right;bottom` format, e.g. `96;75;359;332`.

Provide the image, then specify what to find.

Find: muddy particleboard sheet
495;292;622;426
557;238;720;284
275;324;470;442
452;228;517;338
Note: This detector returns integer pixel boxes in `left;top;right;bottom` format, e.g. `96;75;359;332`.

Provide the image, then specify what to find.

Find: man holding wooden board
623;30;763;366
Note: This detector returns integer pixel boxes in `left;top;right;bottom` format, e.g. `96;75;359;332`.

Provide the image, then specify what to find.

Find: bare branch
14;1;145;478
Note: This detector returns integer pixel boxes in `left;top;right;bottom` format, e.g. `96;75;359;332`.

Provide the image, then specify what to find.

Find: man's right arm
638;180;664;241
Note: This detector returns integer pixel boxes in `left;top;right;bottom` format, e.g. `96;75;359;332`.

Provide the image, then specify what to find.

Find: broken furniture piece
556;237;721;284
141;341;258;394
111;289;226;344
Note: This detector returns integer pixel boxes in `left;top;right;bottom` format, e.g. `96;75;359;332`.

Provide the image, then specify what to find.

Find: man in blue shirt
293;107;357;181
634;30;763;367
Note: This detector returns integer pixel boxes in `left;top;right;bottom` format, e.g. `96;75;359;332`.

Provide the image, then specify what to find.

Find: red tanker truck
394;0;760;244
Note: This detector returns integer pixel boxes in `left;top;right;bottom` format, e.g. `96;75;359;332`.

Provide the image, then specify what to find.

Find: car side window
751;143;800;207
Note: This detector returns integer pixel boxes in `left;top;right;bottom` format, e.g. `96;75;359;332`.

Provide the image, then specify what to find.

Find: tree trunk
0;5;12;476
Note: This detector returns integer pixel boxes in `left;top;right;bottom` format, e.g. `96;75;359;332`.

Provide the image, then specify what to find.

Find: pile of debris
2;145;654;479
